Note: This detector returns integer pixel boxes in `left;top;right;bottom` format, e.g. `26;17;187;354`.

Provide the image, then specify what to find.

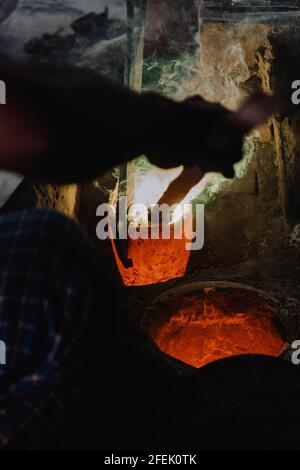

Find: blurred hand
156;94;277;206
0;100;48;174
0;64;276;187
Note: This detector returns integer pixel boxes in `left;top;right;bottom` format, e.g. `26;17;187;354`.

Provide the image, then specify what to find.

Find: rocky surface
1;177;78;218
24;6;126;79
171;12;300;272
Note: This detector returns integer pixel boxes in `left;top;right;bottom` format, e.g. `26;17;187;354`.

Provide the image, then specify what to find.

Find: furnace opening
149;285;285;368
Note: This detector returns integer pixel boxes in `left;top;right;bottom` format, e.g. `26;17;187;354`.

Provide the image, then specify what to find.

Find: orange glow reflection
152;290;284;368
111;225;191;286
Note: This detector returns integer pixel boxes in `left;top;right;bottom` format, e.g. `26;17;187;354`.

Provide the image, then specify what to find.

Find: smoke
119;2;277;208
141;14;256;205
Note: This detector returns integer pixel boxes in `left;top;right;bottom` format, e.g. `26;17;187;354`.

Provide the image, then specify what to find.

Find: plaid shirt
0;209;106;449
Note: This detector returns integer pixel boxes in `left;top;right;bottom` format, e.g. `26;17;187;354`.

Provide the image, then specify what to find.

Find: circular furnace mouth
144;282;285;369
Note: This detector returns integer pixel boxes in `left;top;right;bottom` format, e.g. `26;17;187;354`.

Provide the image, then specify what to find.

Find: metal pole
115;0;147;268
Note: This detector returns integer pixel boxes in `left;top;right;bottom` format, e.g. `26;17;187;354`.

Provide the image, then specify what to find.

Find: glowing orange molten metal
152;290;284;368
111;164;198;286
111;226;192;287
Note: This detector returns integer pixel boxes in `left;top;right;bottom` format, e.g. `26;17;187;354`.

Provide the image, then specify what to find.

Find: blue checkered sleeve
0;209;104;449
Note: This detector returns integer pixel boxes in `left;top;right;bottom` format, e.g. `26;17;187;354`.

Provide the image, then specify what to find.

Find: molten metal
111;226;191;286
152;289;284;368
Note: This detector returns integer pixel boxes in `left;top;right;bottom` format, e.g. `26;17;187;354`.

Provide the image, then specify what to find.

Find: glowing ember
111;225;192;286
111;159;208;286
151;289;284;368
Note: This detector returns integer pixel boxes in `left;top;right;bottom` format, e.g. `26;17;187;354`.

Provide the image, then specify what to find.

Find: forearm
0;64;171;182
0;64;231;184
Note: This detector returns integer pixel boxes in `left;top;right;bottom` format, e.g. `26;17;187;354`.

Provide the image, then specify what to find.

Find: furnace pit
148;284;285;369
111;226;192;286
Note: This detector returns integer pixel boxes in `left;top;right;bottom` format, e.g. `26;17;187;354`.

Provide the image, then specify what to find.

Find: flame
152;289;284;368
131;164;208;224
134;166;182;212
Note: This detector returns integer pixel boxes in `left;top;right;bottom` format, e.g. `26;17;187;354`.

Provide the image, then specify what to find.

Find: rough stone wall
269;23;300;222
1;178;79;219
144;0;199;55
184;16;300;270
140;2;300;269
